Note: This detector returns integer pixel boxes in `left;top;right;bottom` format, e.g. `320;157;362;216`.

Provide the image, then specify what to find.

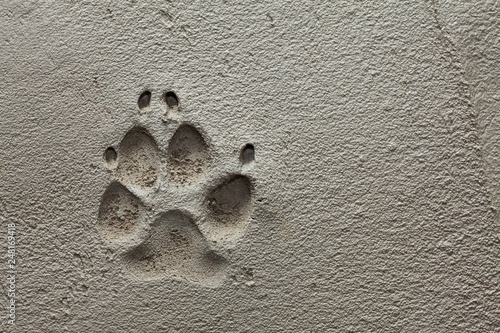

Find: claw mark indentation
240;143;255;165
161;91;180;122
163;91;179;108
138;91;152;113
104;147;118;169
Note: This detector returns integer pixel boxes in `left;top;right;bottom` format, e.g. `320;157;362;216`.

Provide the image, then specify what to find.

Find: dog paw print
98;90;255;286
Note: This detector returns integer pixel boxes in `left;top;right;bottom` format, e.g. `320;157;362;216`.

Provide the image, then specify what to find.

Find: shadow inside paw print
98;90;255;286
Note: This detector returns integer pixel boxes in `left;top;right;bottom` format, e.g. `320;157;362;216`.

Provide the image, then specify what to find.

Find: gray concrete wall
0;1;498;332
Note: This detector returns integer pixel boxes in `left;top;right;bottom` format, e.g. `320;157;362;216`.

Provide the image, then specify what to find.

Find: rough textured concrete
0;1;499;332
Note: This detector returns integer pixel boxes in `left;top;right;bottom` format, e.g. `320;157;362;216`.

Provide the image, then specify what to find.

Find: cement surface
0;1;499;332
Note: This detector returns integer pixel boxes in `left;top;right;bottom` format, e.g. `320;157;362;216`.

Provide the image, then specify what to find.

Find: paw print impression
168;124;210;185
124;211;228;284
97;182;144;242
98;90;255;287
103;127;160;189
201;175;253;244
